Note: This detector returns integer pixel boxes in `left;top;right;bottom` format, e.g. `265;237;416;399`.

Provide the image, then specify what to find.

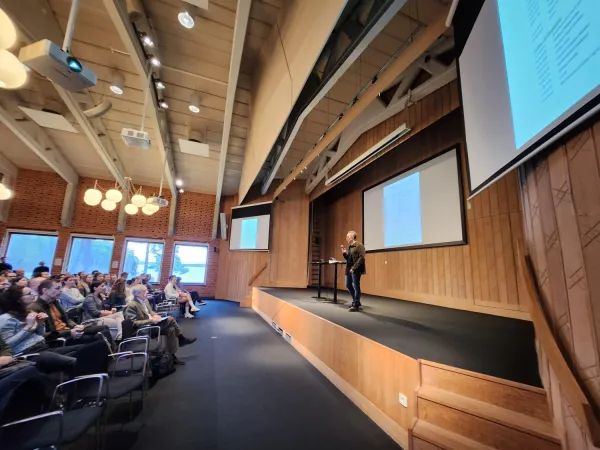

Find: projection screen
229;202;272;251
457;0;600;195
363;148;465;252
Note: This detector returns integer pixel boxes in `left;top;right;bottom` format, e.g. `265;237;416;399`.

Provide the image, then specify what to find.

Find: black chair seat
1;408;101;450
106;376;144;399
109;357;146;373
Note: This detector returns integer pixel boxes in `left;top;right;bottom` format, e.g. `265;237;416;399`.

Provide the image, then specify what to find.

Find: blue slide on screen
383;172;422;247
240;218;258;249
497;0;600;150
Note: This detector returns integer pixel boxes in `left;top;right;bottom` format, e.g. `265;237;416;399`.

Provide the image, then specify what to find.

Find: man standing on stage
341;231;366;312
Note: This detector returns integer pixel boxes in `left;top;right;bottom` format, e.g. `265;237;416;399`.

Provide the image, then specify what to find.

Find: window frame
170;241;209;285
63;233;115;274
120;237;165;281
1;229;59;275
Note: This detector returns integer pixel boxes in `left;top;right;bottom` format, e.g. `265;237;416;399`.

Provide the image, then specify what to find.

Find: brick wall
0;169;220;297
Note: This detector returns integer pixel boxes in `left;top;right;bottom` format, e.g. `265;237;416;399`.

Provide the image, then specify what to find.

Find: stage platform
258;287;541;387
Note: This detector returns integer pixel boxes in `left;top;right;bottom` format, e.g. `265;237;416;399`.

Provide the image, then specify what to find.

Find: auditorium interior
0;0;598;449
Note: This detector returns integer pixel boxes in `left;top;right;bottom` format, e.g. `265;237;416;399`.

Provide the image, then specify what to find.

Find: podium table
310;260;346;303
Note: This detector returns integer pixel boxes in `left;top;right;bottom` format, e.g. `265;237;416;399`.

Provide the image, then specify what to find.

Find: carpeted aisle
106;300;400;450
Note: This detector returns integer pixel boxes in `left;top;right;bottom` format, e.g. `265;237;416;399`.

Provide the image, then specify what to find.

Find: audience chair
0;374;107;450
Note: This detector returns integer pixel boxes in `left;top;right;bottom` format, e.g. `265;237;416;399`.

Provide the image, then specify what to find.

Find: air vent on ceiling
179;138;209;157
18;106;77;133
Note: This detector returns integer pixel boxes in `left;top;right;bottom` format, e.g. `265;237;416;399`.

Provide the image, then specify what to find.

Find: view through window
122;240;164;281
172;243;208;284
66;236;113;274
5;232;58;277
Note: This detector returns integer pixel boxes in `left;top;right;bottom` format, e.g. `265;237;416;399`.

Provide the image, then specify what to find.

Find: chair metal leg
129;392;133;420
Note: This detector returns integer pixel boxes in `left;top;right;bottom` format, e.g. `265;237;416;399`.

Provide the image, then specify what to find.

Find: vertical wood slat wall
215;181;310;302
311;83;530;320
521;117;600;449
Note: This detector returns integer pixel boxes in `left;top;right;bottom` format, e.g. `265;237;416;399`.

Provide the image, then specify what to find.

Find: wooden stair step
418;386;559;444
413;420;495;450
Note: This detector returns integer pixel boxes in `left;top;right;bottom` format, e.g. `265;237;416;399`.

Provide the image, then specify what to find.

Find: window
122;239;164;281
4;231;58;277
66;235;114;274
172;243;208;284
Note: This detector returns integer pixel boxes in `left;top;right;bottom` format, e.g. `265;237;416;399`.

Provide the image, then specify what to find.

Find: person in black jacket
32;261;50;278
28;279;114;348
341;231;366;312
0;257;12;272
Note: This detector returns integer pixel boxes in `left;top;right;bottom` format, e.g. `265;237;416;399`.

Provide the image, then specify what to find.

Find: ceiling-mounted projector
147;196;169;208
121;128;151;149
19;40;97;92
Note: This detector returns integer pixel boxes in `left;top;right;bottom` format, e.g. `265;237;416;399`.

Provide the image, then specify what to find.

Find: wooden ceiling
275;0;451;180
0;0;451;197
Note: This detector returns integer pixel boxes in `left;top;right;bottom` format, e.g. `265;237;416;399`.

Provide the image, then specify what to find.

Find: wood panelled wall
521;116;600;449
313;106;530;320
215;181;310;302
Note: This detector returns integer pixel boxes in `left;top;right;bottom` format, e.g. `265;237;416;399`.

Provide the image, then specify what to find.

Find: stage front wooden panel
252;288;420;448
216;181;309;302
312;107;530;320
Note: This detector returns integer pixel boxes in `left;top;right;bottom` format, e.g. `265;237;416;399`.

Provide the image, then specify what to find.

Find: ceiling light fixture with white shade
189;92;200;113
0;50;28;89
109;71;124;95
0;177;13;201
178;4;197;29
0;8;17;50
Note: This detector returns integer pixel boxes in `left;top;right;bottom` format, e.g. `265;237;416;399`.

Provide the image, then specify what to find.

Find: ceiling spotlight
150;56;160;67
179;188;184;193
159;100;169;109
178;6;195;29
189;92;200;113
109;71;124;95
155;79;165;90
175;179;183;187
140;32;154;47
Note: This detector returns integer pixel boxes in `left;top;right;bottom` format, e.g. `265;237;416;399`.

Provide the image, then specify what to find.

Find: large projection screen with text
458;0;600;195
363;149;465;252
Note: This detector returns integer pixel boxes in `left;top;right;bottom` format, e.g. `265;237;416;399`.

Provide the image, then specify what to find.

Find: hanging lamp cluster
83;177;162;216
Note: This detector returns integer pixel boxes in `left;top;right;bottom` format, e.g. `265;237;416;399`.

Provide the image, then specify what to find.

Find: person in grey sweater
60;275;86;310
82;281;124;340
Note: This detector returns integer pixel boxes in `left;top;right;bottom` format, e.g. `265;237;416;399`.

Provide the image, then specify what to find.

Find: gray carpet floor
261;287;541;387
92;300;400;450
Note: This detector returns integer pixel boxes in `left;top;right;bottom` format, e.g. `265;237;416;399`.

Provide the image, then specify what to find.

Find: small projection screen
363;148;465;252
229;202;272;251
457;0;600;195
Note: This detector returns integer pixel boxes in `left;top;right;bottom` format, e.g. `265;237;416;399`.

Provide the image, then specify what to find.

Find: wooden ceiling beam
103;0;178;203
212;0;252;239
273;9;449;199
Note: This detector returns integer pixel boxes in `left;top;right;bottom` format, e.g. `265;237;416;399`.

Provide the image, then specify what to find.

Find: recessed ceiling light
150;56;160;67
109;71;124;95
0;50;28;89
176;179;183;187
189;92;200;113
159;100;169;109
155;80;165;90
178;10;195;29
140;33;154;47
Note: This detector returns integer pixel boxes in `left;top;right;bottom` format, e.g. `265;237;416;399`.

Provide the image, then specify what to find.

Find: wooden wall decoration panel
312;104;530;319
215;181;310;302
520;114;600;449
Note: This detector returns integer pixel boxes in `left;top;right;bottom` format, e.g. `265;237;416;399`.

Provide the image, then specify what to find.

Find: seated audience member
29;279;114;347
0;286;109;376
32;261;50;278
5;272;16;282
120;271;129;280
40;272;50;279
125;285;196;365
0;257;12;272
83;281;124;340
0;277;10;293
176;276;207;306
110;273;117;284
104;273;113;291
28;277;45;296
165;275;199;318
13;277;28;287
79;273;93;296
93;273;104;283
142;274;155;293
14;269;24;278
60;276;85;310
107;278;127;309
